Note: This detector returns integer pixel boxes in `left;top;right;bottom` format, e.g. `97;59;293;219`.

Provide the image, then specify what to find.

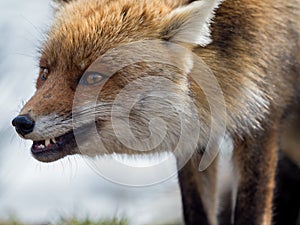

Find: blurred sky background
0;1;182;224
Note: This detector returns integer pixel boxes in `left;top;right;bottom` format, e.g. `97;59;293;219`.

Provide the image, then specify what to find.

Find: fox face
12;0;300;224
12;0;221;163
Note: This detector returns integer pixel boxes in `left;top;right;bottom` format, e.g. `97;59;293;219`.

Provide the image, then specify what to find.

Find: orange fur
13;0;300;224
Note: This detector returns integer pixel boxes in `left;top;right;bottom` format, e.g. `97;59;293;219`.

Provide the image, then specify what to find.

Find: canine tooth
45;139;50;146
52;138;56;144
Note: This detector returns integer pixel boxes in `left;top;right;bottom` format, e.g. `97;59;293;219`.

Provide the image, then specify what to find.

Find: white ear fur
162;0;222;46
51;0;71;12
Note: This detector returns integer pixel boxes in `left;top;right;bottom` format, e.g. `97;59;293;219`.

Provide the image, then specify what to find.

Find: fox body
12;0;300;225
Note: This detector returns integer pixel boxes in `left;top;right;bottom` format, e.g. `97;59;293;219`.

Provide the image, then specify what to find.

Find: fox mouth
31;131;77;162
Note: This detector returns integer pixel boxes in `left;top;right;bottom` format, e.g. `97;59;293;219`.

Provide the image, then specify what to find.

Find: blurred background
0;0;182;224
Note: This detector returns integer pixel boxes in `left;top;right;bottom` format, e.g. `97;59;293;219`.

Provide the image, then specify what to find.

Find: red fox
12;0;300;224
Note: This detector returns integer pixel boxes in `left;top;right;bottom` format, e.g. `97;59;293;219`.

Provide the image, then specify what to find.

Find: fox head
12;0;221;163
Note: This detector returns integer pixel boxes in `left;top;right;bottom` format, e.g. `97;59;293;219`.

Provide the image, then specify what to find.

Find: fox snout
12;114;35;137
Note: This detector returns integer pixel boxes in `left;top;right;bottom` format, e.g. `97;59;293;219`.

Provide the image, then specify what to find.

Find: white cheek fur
23;114;73;141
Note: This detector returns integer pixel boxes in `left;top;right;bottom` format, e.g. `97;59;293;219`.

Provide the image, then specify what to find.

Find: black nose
12;115;35;136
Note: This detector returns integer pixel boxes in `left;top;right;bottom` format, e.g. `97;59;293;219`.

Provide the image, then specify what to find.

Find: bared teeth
34;138;58;151
44;138;57;146
45;139;51;147
38;144;45;149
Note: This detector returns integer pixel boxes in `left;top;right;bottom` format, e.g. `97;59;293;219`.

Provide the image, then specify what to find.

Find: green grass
57;218;128;225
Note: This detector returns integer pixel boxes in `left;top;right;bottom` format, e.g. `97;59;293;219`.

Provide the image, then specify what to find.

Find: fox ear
52;0;72;4
51;0;73;11
161;0;222;46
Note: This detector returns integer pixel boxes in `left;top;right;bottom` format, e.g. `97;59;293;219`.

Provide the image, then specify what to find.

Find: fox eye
80;72;106;85
40;67;49;81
